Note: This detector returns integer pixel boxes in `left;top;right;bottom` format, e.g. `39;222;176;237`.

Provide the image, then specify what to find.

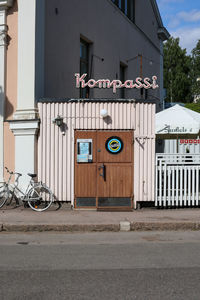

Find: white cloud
171;27;200;54
158;0;183;4
178;9;200;22
157;0;184;11
167;9;200;28
168;18;181;28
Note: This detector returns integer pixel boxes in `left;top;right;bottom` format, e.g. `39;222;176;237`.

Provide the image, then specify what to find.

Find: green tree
185;103;200;113
191;40;200;100
164;37;192;103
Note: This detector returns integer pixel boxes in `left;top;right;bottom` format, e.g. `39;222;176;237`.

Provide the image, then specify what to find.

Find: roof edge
150;0;163;27
37;98;157;104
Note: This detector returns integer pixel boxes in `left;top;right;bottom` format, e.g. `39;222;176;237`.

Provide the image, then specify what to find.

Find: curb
1;222;200;232
130;222;200;231
1;224;120;232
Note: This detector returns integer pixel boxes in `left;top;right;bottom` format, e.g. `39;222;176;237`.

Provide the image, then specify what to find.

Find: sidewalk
1;203;200;232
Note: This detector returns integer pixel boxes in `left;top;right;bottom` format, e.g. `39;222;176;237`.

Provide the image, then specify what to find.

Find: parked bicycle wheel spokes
0;185;7;208
27;185;53;212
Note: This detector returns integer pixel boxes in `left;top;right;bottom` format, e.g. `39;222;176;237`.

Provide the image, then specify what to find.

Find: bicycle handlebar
5;167;22;177
5;167;13;175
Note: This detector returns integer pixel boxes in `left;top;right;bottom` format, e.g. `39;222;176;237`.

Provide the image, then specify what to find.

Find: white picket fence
156;154;200;207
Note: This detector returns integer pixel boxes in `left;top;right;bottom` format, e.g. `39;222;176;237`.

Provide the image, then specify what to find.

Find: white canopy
156;104;200;135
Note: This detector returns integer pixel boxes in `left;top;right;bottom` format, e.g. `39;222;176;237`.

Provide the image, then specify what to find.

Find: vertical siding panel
76;102;80;129
123;103;126;129
110;102;114;129
43;104;47;184
134;103;140;205
38;103;42;181
71;118;75;206
105;102;109;130
132;103;135;130
67;103;72;201
88;102;92;129
80;102;84;129
107;103;112;129
46;104;51;189
62;103;67;201
91;103;95;128
96;102;99;129
58;103;63;200
51;103;55;198
143;104;148;201
116;102;120;129
84;103;88;128
119;103;123;129
70;103;74;201
148;104;152;201
139;103;144;201
152;104;155;202
99;103;104;129
54;103;59;199
114;102;117;128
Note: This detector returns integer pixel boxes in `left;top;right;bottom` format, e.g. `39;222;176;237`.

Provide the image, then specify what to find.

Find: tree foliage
191;40;200;98
164;37;192;103
184;103;200;113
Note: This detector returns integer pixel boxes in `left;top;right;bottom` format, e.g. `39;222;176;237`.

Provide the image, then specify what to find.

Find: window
80;39;89;98
112;0;135;22
120;64;126;98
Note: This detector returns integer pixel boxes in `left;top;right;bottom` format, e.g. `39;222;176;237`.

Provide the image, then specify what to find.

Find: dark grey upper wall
44;0;165;103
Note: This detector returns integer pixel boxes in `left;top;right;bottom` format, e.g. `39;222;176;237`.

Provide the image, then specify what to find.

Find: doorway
75;130;133;210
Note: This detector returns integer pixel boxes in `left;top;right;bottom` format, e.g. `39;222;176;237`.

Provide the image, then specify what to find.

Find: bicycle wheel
27;184;53;212
0;184;10;208
0;184;8;208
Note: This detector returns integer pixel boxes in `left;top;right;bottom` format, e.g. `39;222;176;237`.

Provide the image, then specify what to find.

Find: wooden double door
75;131;133;210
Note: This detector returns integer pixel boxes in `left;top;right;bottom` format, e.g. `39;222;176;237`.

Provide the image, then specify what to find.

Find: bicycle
0;167;53;212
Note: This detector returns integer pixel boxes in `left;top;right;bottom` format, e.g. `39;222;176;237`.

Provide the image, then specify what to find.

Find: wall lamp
100;109;108;118
52;115;64;127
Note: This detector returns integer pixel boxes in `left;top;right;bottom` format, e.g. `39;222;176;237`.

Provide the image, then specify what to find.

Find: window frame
120;63;127;99
80;39;90;98
112;0;135;23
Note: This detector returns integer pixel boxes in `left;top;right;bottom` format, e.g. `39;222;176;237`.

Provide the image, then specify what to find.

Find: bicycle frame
11;176;39;202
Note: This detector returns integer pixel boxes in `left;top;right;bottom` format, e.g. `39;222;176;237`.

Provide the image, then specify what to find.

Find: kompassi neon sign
75;73;159;94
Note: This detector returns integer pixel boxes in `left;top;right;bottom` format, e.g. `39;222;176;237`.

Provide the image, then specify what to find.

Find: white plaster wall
0;8;6;182
17;0;36;112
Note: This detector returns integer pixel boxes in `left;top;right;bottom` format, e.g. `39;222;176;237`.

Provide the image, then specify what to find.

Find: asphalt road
0;231;200;300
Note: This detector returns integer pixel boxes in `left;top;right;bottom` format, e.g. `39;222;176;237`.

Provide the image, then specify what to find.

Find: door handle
99;164;106;181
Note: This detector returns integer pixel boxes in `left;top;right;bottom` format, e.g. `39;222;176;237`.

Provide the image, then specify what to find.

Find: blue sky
157;0;200;54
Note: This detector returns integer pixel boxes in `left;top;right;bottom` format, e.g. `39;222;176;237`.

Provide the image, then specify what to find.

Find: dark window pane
80;39;89;98
80;41;88;60
76;198;96;207
98;198;131;207
127;0;131;18
125;0;128;15
121;0;125;12
80;62;88;74
130;0;135;22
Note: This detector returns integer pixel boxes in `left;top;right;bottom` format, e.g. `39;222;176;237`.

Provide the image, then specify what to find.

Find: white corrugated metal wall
38;101;155;207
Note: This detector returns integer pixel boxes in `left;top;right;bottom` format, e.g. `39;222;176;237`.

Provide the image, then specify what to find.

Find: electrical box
77;139;93;163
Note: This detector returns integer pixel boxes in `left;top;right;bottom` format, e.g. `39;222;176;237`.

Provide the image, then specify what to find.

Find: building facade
0;0;169;209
